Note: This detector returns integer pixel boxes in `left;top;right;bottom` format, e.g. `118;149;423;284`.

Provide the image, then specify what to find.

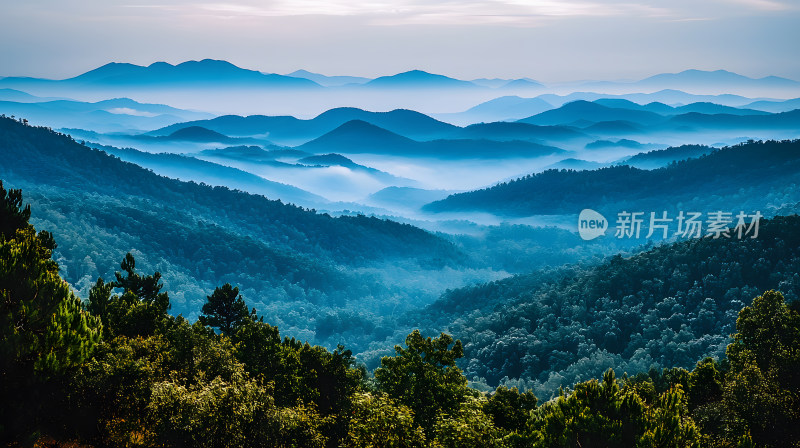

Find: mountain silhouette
436;95;555;124
0;97;211;132
423;139;800;216
744;98;800;113
365;70;478;89
1;59;320;89
149;107;458;144
299;120;565;158
299;153;361;168
166;126;234;142
97;144;327;207
665;109;800;130
500;79;544;90
593;98;768;116
638;69;800;88
518;100;665;126
455;122;586;142
299;120;416;153
585;139;644;150
286;70;370;87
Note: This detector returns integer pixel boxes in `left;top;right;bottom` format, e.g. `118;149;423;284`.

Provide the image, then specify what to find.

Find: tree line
2;181;800;446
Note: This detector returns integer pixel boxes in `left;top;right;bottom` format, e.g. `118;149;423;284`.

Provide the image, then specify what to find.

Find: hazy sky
2;0;798;81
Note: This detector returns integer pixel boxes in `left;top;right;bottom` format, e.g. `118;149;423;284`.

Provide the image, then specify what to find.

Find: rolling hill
454;122;586;142
424;139;800;216
518;100;666;127
636;69;800;90
0;59;321;89
298;120;566;159
148;107;459;144
94;144;327;207
0;116;469;357
286;69;371;86
412;214;800;396
365;70;479;89
0;97;212;132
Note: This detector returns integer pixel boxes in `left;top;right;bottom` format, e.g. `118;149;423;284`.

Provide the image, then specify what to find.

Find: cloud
115;0;798;27
189;0;670;23
3;0;798;81
137;0;795;23
723;0;796;11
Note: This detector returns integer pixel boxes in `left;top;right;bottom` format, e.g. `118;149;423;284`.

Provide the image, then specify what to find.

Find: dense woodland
0;116;475;361
417;215;800;396
425;139;800;217
2;178;800;447
3;114;800;446
0;116;628;365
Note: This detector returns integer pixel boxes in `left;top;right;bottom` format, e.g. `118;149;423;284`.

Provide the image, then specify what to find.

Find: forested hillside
2;180;799;447
425;139;800;216
414;214;800;399
0;116;469;355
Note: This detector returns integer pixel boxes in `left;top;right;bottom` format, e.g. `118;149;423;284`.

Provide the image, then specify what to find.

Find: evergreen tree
199;283;250;335
87;252;171;338
723;290;800;447
375;330;470;436
112;252;170;313
484;386;538;433
0;180;101;443
528;369;700;447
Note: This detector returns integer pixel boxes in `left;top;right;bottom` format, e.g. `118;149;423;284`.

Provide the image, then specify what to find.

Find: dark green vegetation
2;180;800;447
1;115;640;368
425;139;800;216
622;144;714;169
0;116;471;362
417;214;800;397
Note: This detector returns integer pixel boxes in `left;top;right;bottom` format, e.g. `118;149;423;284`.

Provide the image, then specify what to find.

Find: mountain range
1;59;320;89
424;139;800;216
147;107;459;145
297;120;566;159
0;96;212;132
93;144;327;207
4;61;797;97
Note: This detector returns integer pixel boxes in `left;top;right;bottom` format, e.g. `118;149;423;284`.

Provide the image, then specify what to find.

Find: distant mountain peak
639;69;800;87
62;59;321;87
299;119;416;151
366;70;477;88
289;69;316;77
167;126;231;142
335;119;395;132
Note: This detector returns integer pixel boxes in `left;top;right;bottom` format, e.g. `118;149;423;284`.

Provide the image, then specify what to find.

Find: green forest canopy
2;163;800;446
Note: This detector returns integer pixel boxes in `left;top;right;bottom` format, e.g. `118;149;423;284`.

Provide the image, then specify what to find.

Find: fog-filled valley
4;60;800;368
3;59;800;447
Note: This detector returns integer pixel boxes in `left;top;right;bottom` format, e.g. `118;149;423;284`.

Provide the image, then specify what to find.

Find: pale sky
1;0;798;82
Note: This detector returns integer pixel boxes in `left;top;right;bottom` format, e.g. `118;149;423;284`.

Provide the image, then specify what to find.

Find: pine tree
199;283;250;335
375;330;469;436
723;290;800;447
87;252;171;338
0;180;102;443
